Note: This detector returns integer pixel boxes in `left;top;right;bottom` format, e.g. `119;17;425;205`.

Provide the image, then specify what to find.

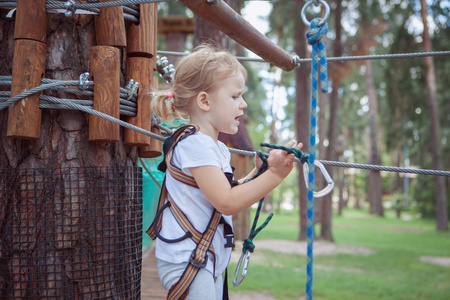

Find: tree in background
419;0;448;231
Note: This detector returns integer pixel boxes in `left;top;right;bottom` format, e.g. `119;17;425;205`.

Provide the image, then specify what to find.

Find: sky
241;1;292;139
241;1;272;58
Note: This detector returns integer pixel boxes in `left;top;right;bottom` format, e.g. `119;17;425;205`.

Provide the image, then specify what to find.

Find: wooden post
138;126;163;158
127;3;157;57
152;3;158;60
95;0;127;48
179;0;295;71
89;46;120;142
138;76;162;158
124;57;152;146
7;0;47;140
14;0;47;42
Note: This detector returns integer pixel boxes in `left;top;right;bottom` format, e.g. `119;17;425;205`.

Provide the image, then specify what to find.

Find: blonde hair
153;43;247;122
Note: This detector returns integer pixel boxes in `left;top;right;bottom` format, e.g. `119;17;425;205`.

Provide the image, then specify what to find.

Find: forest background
152;0;449;240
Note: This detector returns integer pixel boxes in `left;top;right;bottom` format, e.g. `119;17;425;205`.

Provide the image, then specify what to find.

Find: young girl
150;44;302;300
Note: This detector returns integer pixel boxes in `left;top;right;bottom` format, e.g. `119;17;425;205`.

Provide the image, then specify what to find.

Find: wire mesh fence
0;166;143;299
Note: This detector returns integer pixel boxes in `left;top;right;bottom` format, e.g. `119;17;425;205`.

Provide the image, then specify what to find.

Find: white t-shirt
155;131;234;277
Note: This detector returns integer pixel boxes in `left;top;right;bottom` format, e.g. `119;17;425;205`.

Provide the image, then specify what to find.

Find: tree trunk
294;0;311;241
364;60;384;216
420;0;448;231
1;10;142;298
320;0;344;241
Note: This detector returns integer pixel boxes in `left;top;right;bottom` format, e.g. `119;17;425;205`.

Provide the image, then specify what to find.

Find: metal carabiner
233;250;251;287
303;160;335;198
301;0;331;27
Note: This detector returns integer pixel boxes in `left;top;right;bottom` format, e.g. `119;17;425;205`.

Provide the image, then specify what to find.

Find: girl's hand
267;140;303;180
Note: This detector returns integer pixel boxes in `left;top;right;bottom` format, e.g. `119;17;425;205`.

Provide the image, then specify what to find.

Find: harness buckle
189;250;208;269
224;234;235;248
233;250;251;287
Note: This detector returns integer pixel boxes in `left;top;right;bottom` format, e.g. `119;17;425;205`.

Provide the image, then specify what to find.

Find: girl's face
208;72;247;136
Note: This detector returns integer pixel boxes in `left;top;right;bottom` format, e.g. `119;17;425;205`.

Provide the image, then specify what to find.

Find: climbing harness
233;142;333;287
146;125;235;300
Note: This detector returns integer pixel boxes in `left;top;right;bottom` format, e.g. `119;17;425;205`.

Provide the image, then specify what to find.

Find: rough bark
420;0;448;231
320;0;344;241
364;59;384;216
1;11;142;298
294;0;311;241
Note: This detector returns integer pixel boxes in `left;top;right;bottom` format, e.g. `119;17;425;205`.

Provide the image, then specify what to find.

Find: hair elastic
167;92;173;99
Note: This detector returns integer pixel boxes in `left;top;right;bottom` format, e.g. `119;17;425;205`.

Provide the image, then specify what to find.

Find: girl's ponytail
152;91;185;123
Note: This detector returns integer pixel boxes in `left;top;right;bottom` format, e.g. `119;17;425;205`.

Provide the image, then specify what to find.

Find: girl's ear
196;91;210;112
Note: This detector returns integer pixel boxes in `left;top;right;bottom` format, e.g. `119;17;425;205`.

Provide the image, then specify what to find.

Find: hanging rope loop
307;18;329;93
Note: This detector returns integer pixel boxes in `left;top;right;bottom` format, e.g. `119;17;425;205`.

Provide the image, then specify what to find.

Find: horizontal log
179;0;296;71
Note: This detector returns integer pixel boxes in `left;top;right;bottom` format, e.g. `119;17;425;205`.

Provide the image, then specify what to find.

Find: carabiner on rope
301;0;330;27
303;160;335;198
233;250;251;287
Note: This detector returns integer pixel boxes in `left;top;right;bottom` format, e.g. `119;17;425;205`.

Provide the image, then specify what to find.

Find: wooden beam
179;0;296;71
158;17;194;34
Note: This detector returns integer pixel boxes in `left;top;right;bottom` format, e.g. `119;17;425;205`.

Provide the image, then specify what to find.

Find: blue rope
306;17;328;300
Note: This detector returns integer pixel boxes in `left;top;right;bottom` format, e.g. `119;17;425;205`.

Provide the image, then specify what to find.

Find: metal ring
301;0;330;27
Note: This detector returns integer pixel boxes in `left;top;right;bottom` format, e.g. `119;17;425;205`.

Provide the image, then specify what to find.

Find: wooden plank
89;46;120;142
7;40;46;140
179;0;295;71
141;247;167;299
14;0;47;42
127;3;157;57
124;57;152;146
95;0;126;48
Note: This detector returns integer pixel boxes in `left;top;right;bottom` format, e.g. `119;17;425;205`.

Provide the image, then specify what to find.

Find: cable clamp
64;0;76;18
125;79;139;100
79;72;92;90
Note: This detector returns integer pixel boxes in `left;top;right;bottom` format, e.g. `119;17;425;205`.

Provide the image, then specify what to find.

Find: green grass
228;209;450;300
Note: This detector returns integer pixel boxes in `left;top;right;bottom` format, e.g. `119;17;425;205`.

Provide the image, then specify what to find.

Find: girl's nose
241;98;248;109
